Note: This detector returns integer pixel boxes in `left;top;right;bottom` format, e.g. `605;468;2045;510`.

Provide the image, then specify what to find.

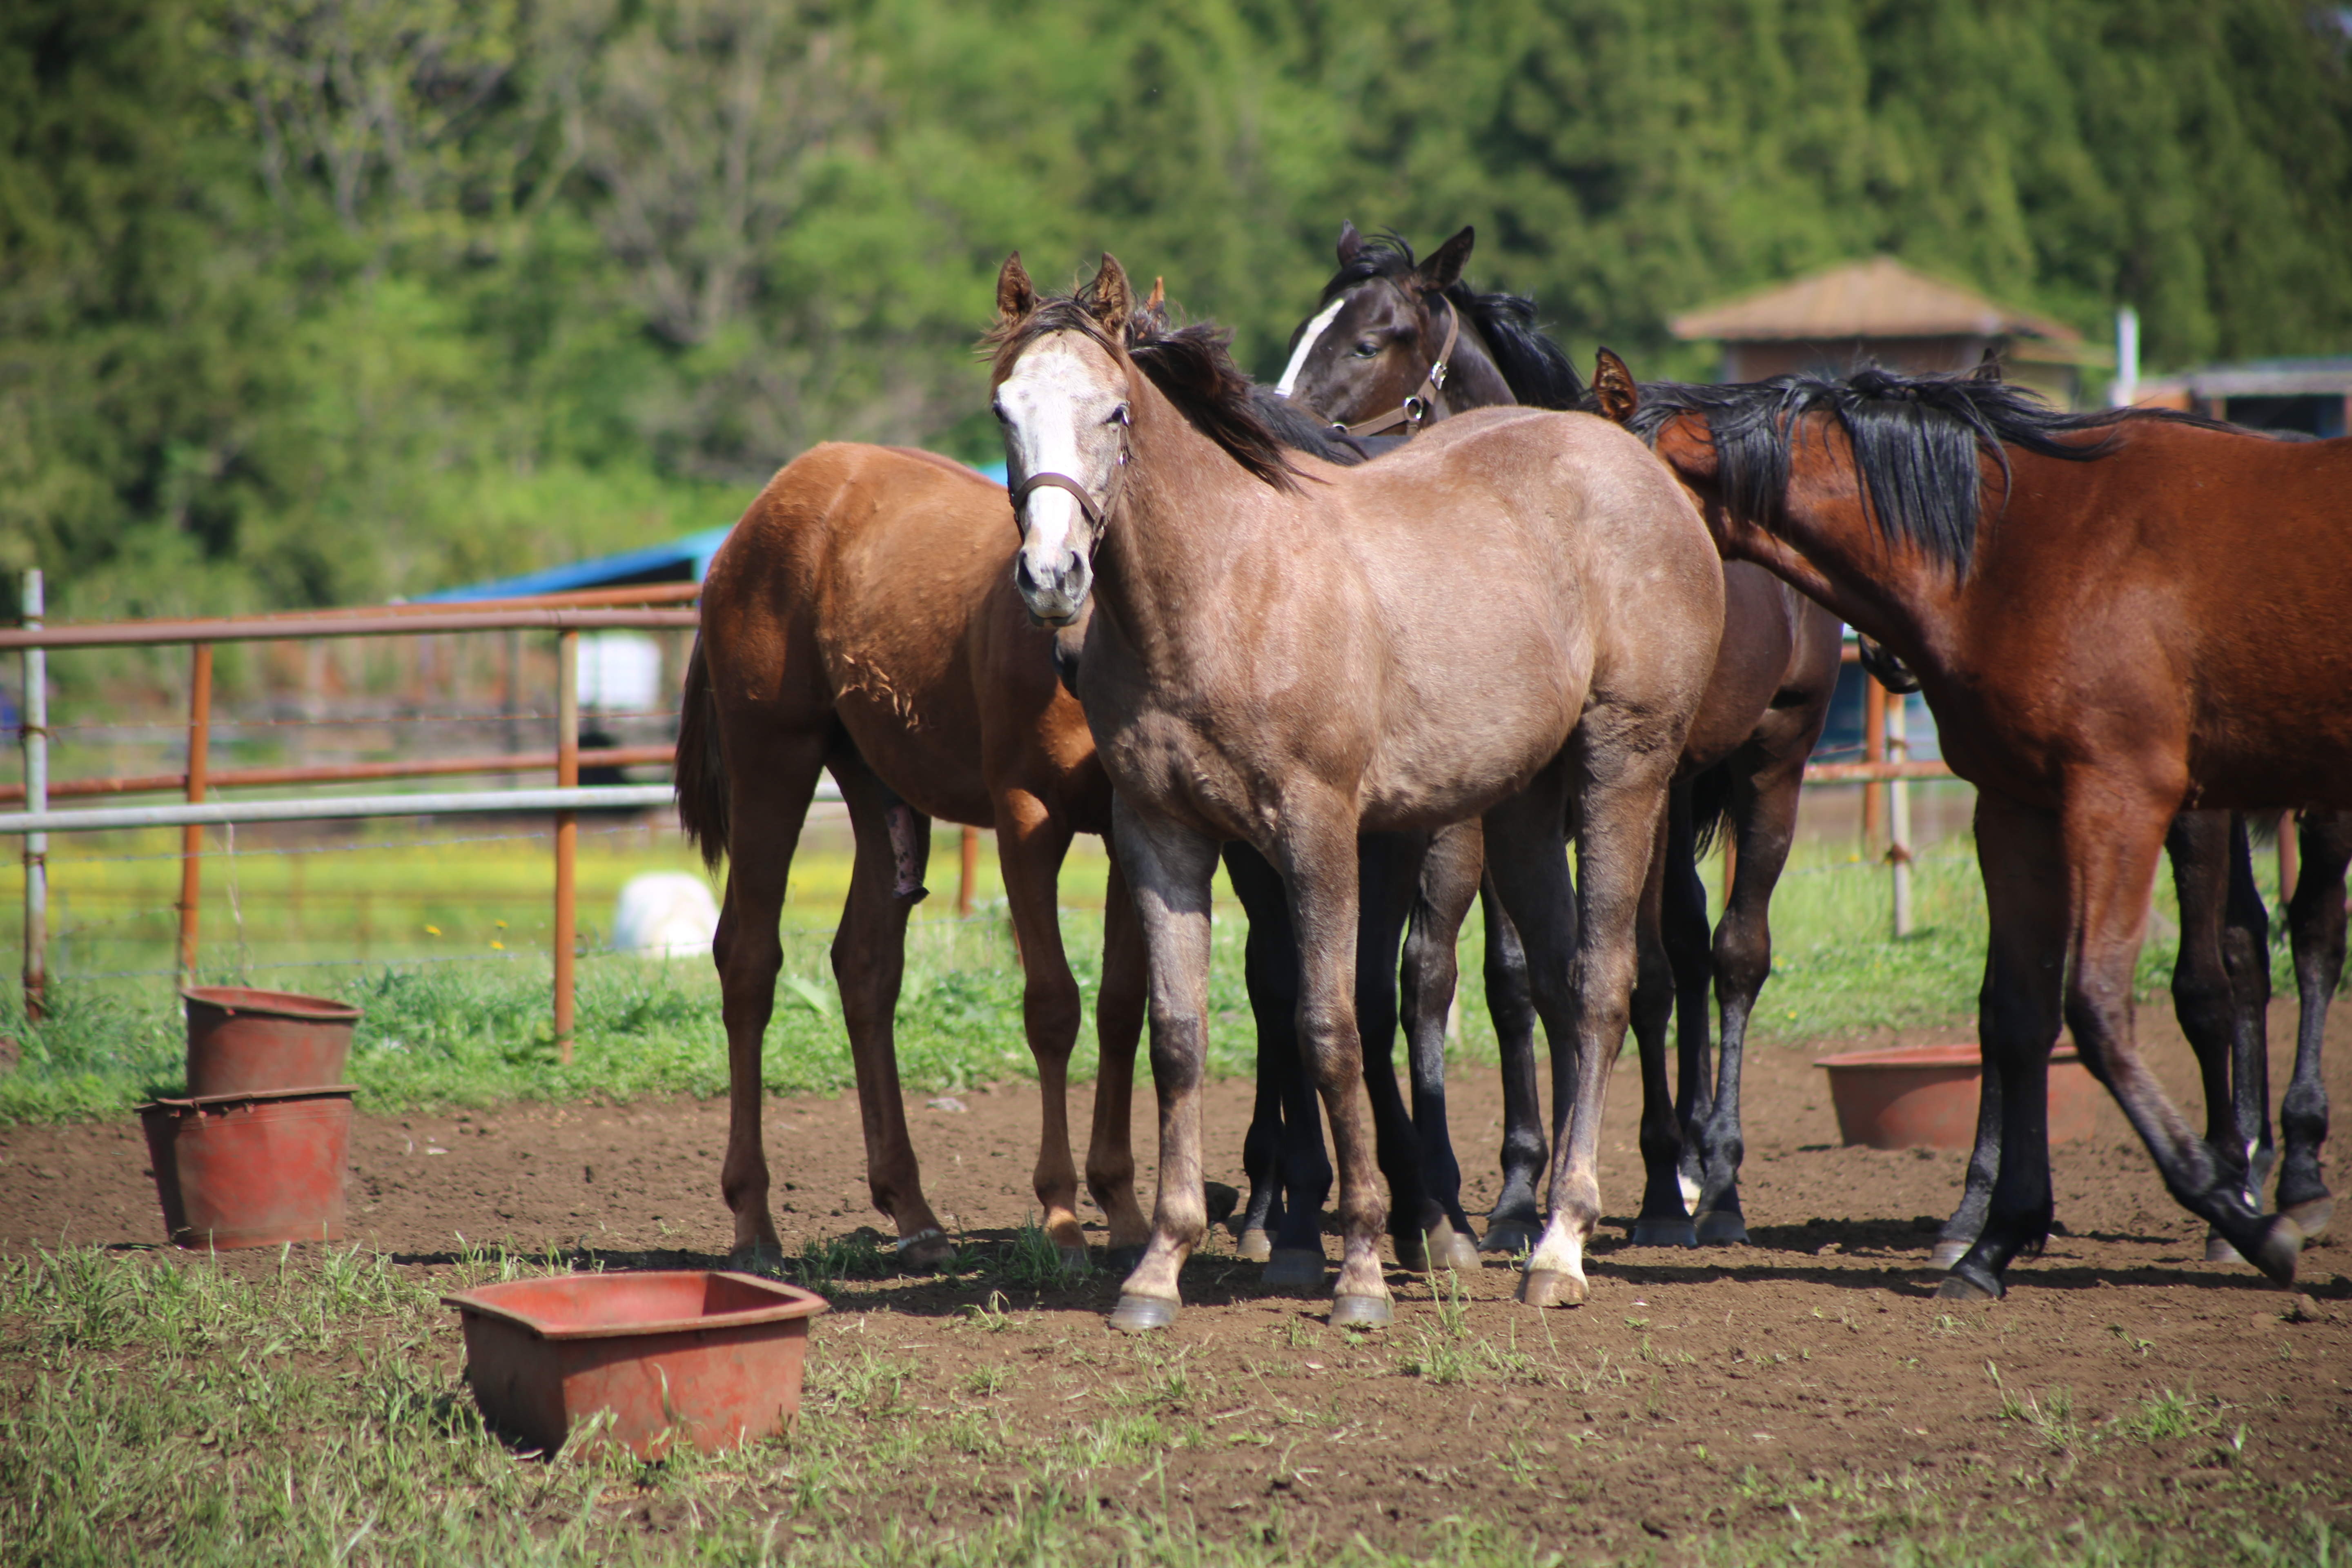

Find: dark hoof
2250;1215;2305;1287
1479;1220;1540;1257
1103;1244;1146;1274
1109;1293;1178;1333
1517;1268;1585;1308
1431;1228;1483;1273
728;1243;790;1277
2283;1196;2334;1239
1056;1245;1095;1274
1390;1230;1430;1273
1237;1228;1273;1263
1936;1263;2003;1302
1262;1249;1326;1290
1926;1239;1971;1271
895;1228;955;1272
1693;1211;1748;1247
1330;1292;1392;1330
1628;1218;1697;1250
2204;1231;2247;1267
1204;1181;1240;1229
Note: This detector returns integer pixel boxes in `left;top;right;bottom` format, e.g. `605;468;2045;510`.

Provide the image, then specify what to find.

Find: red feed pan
444;1271;829;1458
1814;1043;2098;1152
184;985;362;1098
139;1086;354;1248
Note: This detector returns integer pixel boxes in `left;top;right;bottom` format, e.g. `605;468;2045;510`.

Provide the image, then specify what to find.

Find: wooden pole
957;825;979;916
554;630;578;1061
2279;811;2301;907
178;643;212;984
1862;676;1887;848
20;570;45;1020
1888;691;1913;938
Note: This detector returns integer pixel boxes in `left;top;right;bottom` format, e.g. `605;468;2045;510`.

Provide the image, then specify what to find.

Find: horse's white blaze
997;337;1120;603
1275;296;1346;397
1527;1214;1586;1281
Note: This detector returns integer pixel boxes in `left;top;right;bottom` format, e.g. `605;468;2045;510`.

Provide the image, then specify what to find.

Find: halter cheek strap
1336;296;1460;440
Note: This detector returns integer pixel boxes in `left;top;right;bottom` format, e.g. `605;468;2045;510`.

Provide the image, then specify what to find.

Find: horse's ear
1971;349;2003;382
1085;253;1134;331
1336;220;1364;266
1418;225;1475;292
1145;276;1165;315
1592;347;1638;424
996;252;1035;324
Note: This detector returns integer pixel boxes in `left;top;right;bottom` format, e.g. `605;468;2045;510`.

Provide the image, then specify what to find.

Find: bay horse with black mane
1278;223;1843;1253
990;252;1723;1326
1621;366;2352;1299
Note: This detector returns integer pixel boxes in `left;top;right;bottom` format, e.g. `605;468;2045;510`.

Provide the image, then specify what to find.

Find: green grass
0;816;2307;1125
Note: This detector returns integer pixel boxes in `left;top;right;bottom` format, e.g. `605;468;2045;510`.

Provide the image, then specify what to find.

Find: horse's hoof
1479;1220;1540;1257
2204;1232;2247;1267
1936;1263;2003;1303
1057;1244;1094;1274
1517;1269;1586;1308
895;1228;955;1272
1391;1231;1430;1273
1432;1228;1483;1273
729;1243;789;1277
2283;1196;2334;1239
1237;1228;1274;1264
1329;1292;1392;1330
2251;1216;2304;1287
1109;1293;1178;1333
1104;1244;1146;1274
1204;1182;1240;1229
1926;1239;1972;1271
1693;1212;1748;1247
1628;1218;1697;1250
1263;1249;1326;1290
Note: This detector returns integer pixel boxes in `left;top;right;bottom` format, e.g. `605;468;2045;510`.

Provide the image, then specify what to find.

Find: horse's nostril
1015;555;1040;592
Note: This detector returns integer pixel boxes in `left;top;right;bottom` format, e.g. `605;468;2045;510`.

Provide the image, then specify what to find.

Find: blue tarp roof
421;460;1009;601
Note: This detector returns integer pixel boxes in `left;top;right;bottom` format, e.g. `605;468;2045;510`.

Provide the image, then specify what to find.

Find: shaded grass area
0;830;2300;1125
1;1244;2340;1566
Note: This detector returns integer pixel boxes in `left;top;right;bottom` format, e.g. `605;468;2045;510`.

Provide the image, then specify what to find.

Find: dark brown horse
1624;368;2352;1299
990;252;1724;1326
1279;225;1843;1250
675;442;1150;1271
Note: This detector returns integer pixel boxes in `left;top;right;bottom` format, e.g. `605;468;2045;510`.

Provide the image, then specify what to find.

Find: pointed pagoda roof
1670;255;2081;347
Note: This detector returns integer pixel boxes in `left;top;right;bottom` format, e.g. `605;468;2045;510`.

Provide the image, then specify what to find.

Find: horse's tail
674;636;729;869
1686;759;1737;861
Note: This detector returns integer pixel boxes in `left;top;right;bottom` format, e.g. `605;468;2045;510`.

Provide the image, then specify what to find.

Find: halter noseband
1334;295;1460;440
1009;471;1107;534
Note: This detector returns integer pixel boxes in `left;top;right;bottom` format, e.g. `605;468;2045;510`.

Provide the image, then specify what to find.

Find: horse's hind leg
1400;822;1486;1269
713;731;829;1267
1357;830;1446;1272
1227;844;1332;1287
2279;811;2352;1236
2160;813;2256;1263
1089;849;1153;1267
993;787;1093;1268
1478;870;1551;1256
1629;802;1695;1247
830;757;952;1268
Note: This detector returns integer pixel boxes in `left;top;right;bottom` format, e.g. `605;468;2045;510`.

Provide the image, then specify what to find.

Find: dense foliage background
6;0;2350;616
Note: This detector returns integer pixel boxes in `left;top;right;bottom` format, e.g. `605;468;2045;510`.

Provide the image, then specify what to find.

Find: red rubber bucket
445;1271;829;1458
183;986;362;1098
139;1086;355;1248
1815;1043;2098;1152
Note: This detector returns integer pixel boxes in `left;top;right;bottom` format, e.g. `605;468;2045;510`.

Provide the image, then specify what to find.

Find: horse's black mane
1619;368;2242;572
1315;232;1588;410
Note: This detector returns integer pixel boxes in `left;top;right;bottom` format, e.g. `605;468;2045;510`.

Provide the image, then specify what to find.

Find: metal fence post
178;644;213;984
21;569;45;1020
554;629;578;1061
1887;690;1913;938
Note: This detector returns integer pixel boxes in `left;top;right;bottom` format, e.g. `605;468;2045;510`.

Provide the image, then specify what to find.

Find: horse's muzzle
1015;551;1091;627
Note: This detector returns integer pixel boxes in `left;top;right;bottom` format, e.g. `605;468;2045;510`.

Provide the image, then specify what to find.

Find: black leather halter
1334;295;1460;439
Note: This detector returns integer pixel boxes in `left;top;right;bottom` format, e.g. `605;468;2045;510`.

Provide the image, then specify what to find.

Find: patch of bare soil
5;1000;2349;1555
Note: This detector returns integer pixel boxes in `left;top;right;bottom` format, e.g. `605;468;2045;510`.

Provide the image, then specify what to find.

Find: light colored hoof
2283;1196;2334;1239
2252;1216;2305;1287
1479;1220;1540;1257
1237;1228;1273;1263
1693;1211;1748;1247
895;1227;955;1272
729;1243;789;1276
2204;1232;2247;1267
1926;1239;1971;1270
1329;1292;1392;1330
1517;1268;1586;1308
1263;1249;1326;1290
1109;1293;1178;1332
1629;1218;1697;1249
1431;1228;1483;1273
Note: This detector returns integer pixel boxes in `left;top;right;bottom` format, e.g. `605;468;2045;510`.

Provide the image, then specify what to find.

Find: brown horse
1624;368;2352;1299
1279;225;1843;1249
675;441;1151;1272
989;252;1724;1326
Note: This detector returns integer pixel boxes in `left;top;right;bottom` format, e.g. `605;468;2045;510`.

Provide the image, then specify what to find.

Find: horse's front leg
1629;800;1694;1247
1089;848;1153;1267
992;788;1091;1268
1107;799;1222;1332
1401;821;1486;1269
1478;869;1552;1256
1226;843;1332;1286
2279;811;2352;1236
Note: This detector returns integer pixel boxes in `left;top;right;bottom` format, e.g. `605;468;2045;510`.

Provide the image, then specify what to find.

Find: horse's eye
1108;405;1130;428
1352;340;1381;359
991;401;1008;423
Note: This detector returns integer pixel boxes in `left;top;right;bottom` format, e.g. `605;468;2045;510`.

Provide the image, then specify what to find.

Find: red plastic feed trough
138;1085;354;1248
1815;1043;2100;1152
183;985;363;1098
443;1271;829;1458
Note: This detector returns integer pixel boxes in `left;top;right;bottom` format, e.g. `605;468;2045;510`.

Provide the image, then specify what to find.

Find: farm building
2129;356;2352;437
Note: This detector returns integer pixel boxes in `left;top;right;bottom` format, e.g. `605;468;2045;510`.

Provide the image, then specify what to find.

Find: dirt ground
5;1000;2350;1553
